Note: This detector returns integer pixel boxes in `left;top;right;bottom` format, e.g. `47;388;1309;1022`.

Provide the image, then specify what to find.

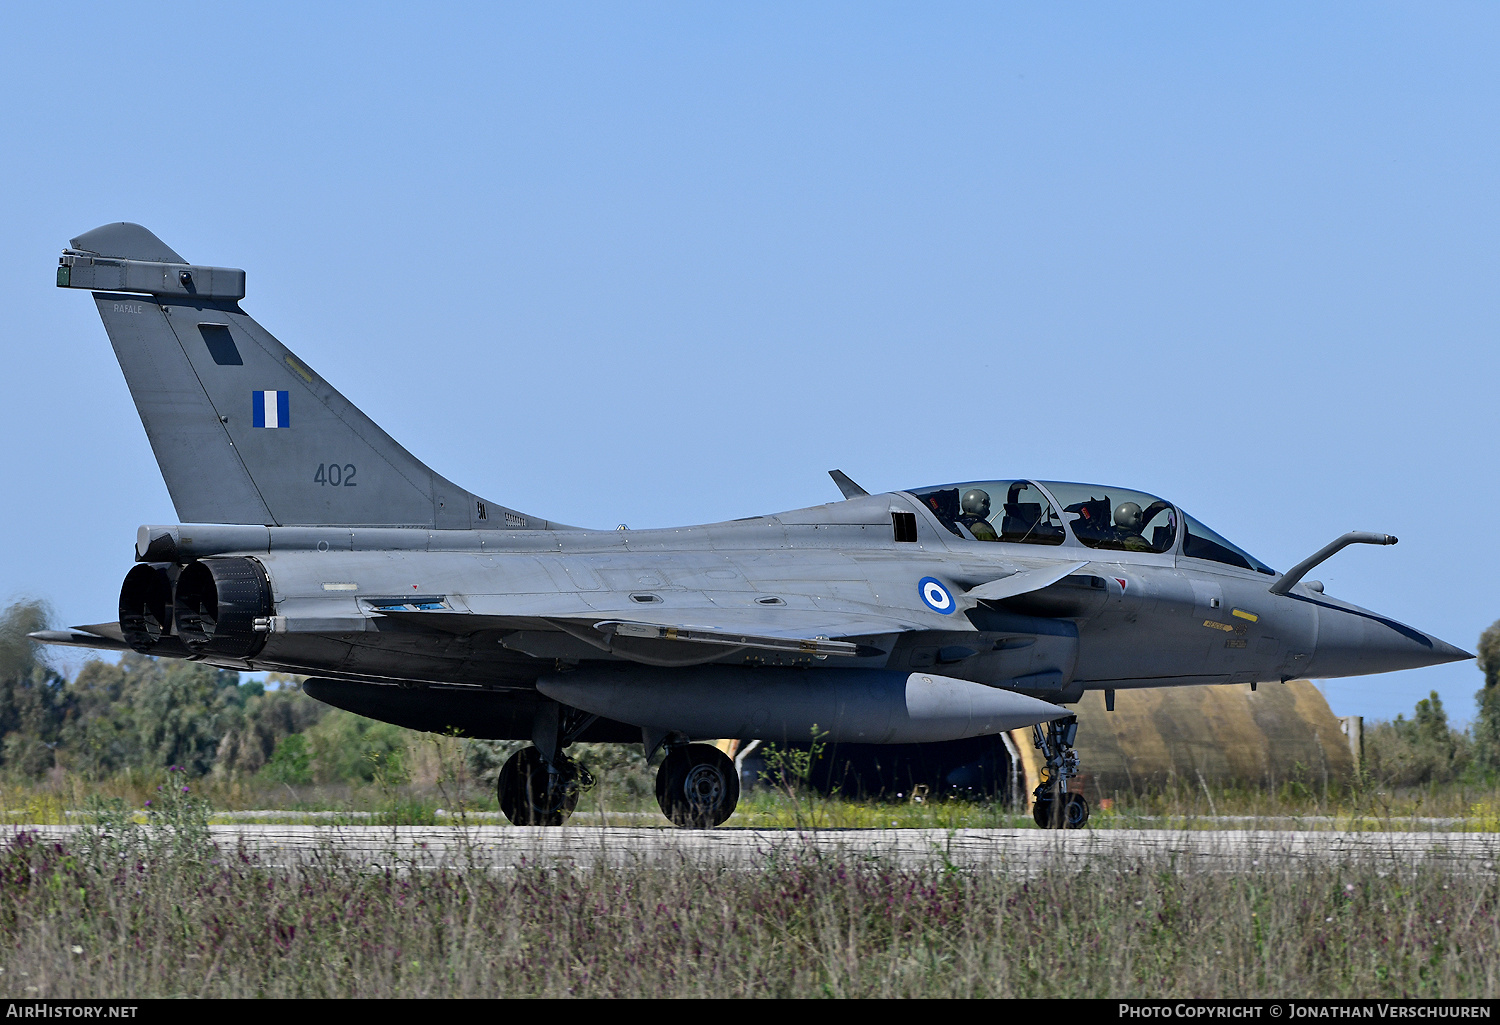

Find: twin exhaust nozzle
119;558;273;659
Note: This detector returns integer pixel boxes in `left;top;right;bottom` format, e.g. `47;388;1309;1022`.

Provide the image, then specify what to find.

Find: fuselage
133;484;1467;705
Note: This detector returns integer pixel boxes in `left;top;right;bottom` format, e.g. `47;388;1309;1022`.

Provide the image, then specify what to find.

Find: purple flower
144;801;151;807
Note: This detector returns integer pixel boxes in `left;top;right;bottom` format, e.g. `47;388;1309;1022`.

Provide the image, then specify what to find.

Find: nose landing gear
1031;714;1089;829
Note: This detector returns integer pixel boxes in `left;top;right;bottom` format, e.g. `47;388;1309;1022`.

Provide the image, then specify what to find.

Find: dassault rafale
38;223;1472;828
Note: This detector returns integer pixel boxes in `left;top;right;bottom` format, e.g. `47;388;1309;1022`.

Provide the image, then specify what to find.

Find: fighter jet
39;223;1472;829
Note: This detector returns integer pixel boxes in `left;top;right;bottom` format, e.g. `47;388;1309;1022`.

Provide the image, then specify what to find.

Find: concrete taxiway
11;825;1500;873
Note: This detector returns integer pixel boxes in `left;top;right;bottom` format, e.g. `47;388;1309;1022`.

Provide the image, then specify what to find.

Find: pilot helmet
961;489;991;518
1113;501;1144;532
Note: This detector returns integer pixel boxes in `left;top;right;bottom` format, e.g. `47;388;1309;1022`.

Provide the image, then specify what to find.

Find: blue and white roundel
918;576;956;615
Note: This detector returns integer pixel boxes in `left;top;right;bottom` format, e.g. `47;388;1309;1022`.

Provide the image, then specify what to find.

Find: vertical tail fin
61;223;551;530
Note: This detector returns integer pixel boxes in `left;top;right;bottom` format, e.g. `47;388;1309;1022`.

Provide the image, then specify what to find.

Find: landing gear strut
1031;715;1089;829
497;747;594;825
655;744;740;828
497;702;599;826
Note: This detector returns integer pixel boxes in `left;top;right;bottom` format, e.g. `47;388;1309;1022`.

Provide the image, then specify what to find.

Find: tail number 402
314;463;357;487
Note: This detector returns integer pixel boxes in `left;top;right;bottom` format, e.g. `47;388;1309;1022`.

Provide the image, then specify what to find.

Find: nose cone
1306;601;1474;679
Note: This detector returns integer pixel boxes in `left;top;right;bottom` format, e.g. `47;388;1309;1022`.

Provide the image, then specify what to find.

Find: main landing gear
1031;715;1089;829
654;743;740;828
497;702;598;826
497;746;594;826
496;703;740;828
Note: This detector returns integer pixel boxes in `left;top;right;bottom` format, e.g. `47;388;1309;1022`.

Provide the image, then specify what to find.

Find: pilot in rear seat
958;489;999;542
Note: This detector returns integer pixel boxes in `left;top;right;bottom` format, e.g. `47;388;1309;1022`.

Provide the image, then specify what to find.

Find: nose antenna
1268;531;1398;596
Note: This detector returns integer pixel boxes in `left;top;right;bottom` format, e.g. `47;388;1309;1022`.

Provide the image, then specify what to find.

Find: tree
59;657;136;777
58;653;247;777
1365;690;1470;786
1474;619;1500;772
260;733;313;784
214;677;326;777
0;601;68;777
132;657;242;774
0;600;336;780
1413;691;1455;756
302;709;411;783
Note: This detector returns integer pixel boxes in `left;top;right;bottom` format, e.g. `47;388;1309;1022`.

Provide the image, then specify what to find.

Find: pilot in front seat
958;489;999;542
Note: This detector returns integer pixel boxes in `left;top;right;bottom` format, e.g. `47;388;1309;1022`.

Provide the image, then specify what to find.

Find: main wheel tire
498;747;581;826
655;744;740;828
1032;795;1057;829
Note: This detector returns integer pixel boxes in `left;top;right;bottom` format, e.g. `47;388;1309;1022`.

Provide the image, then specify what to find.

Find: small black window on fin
198;324;242;366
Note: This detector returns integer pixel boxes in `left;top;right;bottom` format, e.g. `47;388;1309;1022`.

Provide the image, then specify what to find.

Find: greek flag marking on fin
252;390;289;428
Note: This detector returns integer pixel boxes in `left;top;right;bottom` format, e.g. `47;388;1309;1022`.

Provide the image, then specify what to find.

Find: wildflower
69;946;82;955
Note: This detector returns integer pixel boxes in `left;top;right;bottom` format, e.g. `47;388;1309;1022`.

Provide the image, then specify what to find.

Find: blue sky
2;3;1495;723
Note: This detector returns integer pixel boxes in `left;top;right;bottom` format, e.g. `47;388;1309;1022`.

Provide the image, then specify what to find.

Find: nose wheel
1031;714;1089;829
497;746;593;826
1032;790;1090;829
655;744;740;828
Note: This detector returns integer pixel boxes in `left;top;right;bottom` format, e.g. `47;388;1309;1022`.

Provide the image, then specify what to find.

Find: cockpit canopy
903;479;1275;573
1038;481;1177;554
907;480;1067;546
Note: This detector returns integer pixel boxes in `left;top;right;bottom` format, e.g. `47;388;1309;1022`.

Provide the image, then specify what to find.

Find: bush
301;710;411;784
260;734;312;785
1364;691;1472;786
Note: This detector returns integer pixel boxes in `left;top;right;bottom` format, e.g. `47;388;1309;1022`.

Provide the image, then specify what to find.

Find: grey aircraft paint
40;224;1474;827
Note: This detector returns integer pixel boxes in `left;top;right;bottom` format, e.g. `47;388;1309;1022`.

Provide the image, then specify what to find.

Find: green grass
2;817;1497;997
1;773;1498;996
4;763;1500;830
